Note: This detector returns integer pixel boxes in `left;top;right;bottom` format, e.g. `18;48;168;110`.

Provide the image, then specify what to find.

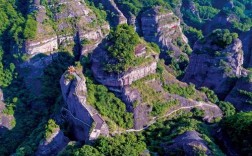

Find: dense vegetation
181;0;252;32
60;133;146;156
82;56;134;129
222;112;252;154
208;29;238;48
104;24;140;73
1;0;252;155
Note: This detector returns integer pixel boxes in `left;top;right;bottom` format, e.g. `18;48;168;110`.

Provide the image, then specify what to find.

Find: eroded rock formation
0;89;3;101
35;128;69;156
24;3;58;56
60;70;108;142
24;0;109;57
92;44;158;88
225;77;252;111
0;101;14;134
183;38;244;98
94;0;127;26
141;6;190;60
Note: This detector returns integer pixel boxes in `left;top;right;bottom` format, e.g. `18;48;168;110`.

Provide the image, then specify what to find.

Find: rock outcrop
24;3;58;56
225;77;252;111
0;101;14;134
94;0;127;26
53;0;109;54
239;30;252;67
183;38;244;98
36;128;69;156
19;53;59;101
0;89;3;101
91;39;158;129
141;6;190;60
60;69;109;142
24;0;109;57
92;44;158;88
163;131;213;155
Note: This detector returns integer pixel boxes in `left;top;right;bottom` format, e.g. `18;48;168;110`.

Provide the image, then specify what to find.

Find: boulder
163;131;213;156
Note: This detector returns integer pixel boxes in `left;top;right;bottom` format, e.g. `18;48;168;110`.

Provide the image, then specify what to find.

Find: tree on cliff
209;29;238;48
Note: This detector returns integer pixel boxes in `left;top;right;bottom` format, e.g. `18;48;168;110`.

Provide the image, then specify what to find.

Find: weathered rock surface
60;70;108;141
225;77;252;111
19;53;59;100
163;131;213;156
91;41;158;129
0;101;14;134
0;88;3;101
141;6;190;60
240;30;252;68
24;0;109;56
183;39;243;98
35;128;69;156
92;45;158;88
148;79;223;122
24;3;58;56
94;0;127;26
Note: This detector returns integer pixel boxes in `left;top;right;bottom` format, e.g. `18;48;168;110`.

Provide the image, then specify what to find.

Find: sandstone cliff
24;3;58;56
35;128;69;156
183;38;244;98
239;30;252;68
53;0;109;52
91;43;158;88
60;69;108;141
24;0;109;57
141;6;191;61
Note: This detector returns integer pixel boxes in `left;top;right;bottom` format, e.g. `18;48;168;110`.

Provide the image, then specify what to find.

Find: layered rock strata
141;6;190;59
24;0;109;57
24;3;58;56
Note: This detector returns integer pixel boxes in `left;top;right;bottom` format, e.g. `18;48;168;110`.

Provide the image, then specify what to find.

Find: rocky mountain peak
183;30;244;98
